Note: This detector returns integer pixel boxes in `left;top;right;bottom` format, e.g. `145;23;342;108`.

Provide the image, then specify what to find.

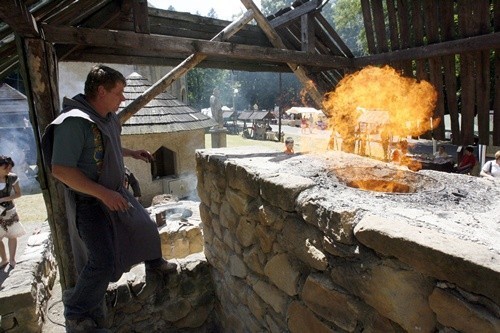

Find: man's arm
52;164;130;212
123;148;153;163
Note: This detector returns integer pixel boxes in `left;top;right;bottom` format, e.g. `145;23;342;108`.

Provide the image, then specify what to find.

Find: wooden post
16;37;76;289
119;9;255;124
239;0;325;110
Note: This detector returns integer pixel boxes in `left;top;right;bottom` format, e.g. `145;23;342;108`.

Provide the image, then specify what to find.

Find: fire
322;65;438;164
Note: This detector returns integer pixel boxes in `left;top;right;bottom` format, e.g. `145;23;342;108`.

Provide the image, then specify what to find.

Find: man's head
84;65;126;115
465;146;474;154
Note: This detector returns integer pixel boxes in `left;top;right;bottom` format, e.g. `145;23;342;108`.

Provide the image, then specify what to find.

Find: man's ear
97;85;106;97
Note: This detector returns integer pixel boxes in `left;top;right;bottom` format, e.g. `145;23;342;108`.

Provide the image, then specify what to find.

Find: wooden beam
58;1;122;61
269;0;320;28
132;0;150;34
240;0;325;109
355;32;500;66
301;13;315;53
16;36;75;289
41;24;353;69
119;10;255;123
0;0;39;37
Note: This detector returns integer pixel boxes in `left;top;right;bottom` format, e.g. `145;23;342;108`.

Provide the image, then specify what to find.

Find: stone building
118;72;215;205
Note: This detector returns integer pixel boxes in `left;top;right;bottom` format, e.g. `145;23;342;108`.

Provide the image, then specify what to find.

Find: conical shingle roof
0;83;30;129
118;72;216;134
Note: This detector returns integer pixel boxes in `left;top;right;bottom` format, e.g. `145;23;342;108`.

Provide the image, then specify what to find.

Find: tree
187;68;230;109
261;0;295;16
207;8;218;19
327;0;366;55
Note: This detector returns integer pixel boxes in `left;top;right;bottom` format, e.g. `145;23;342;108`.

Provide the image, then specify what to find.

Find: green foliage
207;8;218;19
325;0;366;55
260;0;294;16
187;68;303;111
187;68;230;109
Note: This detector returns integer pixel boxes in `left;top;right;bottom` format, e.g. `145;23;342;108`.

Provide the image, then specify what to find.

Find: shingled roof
0;83;30;129
118;72;216;135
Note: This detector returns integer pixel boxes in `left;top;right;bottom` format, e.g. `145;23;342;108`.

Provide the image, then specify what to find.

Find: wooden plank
354;32;500;66
424;0;445;140
386;0;400;51
59;1;122;61
42;24;353;69
132;0;150;34
240;0;325;109
16;36;75;290
269;0;321;28
412;0;427;81
371;0;388;53
314;14;353;58
45;0;107;26
395;0;413;75
494;0;500;145
458;0;476;145
475;0;491;145
60;51;291;72
0;0;39;37
360;0;377;53
440;0;460;144
301;13;315;53
119;10;255;123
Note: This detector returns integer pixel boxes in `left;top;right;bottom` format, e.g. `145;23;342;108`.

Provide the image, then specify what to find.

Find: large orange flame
322;65;438;161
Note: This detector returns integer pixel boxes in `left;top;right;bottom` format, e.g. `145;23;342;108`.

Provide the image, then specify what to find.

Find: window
151;146;176;180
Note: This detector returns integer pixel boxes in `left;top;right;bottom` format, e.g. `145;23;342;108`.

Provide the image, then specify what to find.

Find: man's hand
123;148;153;163
100;189;132;212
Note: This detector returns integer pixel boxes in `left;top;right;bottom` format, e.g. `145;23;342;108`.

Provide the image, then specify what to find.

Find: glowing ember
347;179;410;193
322;65;438;163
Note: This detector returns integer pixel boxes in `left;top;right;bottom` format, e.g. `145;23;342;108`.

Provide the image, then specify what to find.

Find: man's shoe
65;317;97;333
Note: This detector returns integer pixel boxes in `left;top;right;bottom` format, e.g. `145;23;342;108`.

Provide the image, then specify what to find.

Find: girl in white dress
0;156;26;269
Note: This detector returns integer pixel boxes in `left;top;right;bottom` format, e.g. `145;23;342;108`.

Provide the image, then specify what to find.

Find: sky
148;0;262;20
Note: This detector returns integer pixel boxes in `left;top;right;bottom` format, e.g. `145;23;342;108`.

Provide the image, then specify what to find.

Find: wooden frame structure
0;0;499;289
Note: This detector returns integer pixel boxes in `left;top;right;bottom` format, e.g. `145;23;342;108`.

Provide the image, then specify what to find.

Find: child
0;155;25;269
284;137;295;155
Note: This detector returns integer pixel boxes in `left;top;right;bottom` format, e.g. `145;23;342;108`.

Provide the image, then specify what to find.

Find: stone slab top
196;146;500;265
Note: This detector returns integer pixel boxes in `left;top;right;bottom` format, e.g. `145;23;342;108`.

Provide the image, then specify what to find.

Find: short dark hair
84;65;126;99
465;146;474;153
0;155;14;167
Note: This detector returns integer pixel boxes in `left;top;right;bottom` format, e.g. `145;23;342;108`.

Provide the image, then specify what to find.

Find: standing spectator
0;156;25;270
42;65;176;332
480;150;500;179
300;116;307;134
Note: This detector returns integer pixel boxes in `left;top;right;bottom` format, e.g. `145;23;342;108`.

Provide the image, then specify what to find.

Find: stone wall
101;200;216;332
105;253;216;333
195;147;500;333
0;222;57;333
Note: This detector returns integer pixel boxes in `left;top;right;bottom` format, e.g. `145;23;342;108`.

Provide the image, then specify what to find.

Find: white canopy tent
285;107;324;115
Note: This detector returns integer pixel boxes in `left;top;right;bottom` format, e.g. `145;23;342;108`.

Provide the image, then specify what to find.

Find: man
42;65;176;332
